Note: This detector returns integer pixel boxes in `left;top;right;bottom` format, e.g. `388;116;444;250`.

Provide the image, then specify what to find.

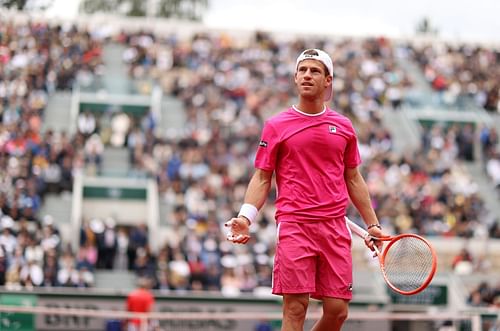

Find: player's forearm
345;170;379;226
243;169;273;210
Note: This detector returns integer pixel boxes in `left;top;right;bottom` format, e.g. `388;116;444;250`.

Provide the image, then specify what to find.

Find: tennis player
226;48;385;331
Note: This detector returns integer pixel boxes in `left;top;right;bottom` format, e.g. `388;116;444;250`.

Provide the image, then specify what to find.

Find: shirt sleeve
344;125;362;168
254;121;279;172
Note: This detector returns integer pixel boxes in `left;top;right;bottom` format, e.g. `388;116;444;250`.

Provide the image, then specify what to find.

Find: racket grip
345;216;369;239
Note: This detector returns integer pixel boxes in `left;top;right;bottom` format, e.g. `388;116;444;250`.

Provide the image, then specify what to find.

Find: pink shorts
272;217;353;300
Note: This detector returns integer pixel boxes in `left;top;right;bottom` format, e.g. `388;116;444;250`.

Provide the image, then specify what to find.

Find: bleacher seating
0;15;499;315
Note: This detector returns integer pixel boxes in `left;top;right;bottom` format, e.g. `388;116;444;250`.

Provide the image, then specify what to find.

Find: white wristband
238;203;258;225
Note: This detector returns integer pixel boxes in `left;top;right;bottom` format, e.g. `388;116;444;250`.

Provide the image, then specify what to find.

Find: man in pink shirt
226;49;384;331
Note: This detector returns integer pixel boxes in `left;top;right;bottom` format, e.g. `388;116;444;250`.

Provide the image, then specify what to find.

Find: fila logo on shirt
259;140;268;147
329;125;337;133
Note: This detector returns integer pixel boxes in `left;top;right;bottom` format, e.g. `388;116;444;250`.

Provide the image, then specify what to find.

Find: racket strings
382;237;434;293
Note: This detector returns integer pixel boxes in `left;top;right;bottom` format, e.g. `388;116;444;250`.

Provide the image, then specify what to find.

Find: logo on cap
296;49;334;101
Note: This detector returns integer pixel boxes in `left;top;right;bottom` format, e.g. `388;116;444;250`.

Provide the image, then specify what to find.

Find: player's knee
284;298;308;321
324;302;348;323
337;307;349;323
324;310;348;326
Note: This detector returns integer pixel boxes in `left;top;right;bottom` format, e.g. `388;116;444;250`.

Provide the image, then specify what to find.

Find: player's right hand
224;217;251;244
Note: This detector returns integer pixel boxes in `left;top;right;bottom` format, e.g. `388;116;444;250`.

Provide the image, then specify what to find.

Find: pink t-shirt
255;106;361;222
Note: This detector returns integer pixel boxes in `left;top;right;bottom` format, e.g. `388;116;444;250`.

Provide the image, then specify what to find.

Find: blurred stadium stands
0;7;499;331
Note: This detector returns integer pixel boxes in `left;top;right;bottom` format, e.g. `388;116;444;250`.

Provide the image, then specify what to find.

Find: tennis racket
345;216;437;296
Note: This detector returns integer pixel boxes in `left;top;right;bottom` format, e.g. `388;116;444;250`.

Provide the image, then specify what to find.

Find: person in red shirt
126;277;155;331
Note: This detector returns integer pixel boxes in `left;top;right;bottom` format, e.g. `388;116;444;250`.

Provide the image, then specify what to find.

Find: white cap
296;48;333;101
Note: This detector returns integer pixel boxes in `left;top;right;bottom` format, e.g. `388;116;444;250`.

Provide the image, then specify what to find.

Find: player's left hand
225;217;251;244
365;226;385;253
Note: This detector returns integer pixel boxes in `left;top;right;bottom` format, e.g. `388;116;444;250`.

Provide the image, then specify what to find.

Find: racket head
378;234;437;295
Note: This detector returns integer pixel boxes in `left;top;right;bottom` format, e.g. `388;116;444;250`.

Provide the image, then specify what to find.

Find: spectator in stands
40;216;61;253
42;150;63;194
468;288;485;307
114;226;130;270
80;219;97;247
20;257;44;288
220;267;241;297
0;216;16;257
76;246;95;271
0;247;6;286
204;263;222;291
84;133;104;175
128;223;148;270
57;249;78;287
456;123;475;161
110;111;131;147
5;260;22;290
486;152;500;191
24;235;44;267
77;111;97;138
97;217;118;270
452;248;474;275
74;265;94;288
468;281;496;307
168;250;190;292
187;255;206;291
78;240;98;269
480;126;498;161
42;251;59;286
157;269;170;292
133;247;157;282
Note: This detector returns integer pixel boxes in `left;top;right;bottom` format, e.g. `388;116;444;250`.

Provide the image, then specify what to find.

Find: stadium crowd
468;280;500;308
113;30;497;294
481;125;500;198
409;42;500;112
409;41;500;207
0;20;499;302
0;20;103;288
